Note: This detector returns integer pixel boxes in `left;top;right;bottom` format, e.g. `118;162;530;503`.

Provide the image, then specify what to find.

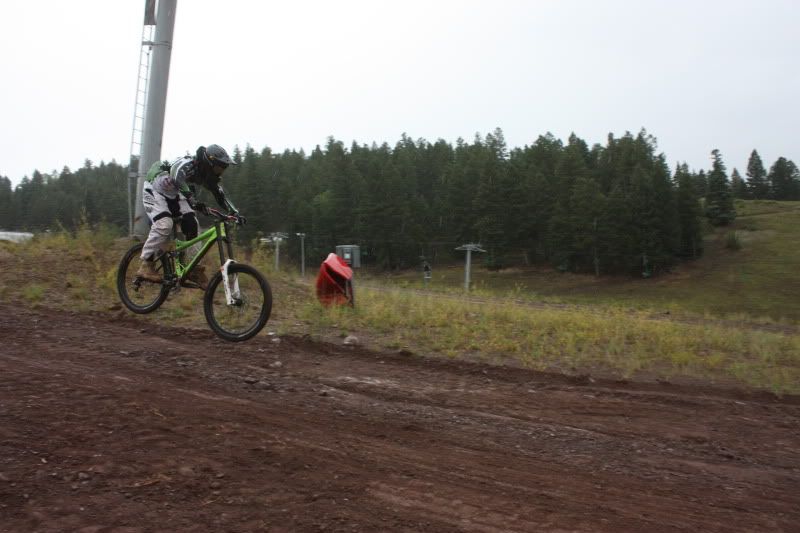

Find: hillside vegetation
378;200;800;322
8;131;793;277
1;200;798;394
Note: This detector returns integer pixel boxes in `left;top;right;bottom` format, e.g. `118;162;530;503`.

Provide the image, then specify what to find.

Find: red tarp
315;253;354;306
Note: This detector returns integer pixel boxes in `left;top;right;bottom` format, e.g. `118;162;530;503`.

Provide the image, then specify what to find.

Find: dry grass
3;222;799;394
300;286;800;394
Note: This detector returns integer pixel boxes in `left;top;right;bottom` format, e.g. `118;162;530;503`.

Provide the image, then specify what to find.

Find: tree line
1;129;797;275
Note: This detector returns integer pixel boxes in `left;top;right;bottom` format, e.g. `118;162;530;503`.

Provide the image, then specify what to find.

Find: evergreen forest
1;129;798;276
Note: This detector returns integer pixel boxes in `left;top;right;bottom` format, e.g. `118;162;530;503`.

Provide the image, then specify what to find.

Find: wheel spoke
117;243;169;314
204;265;271;341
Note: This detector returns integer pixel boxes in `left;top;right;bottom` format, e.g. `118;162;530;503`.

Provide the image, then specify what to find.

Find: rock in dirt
343;335;359;346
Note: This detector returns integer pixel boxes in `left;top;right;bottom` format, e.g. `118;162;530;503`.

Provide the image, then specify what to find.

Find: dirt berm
1;304;798;532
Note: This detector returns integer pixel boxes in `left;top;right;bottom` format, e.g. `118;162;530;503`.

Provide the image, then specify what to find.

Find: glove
235;213;247;226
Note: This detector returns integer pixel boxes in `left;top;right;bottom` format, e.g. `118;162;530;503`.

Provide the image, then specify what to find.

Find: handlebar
205;207;244;226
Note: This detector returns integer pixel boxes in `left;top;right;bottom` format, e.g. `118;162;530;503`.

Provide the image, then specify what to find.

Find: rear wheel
117;243;170;314
204;263;272;342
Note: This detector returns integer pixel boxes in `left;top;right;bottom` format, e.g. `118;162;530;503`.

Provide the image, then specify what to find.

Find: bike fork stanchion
220;259;240;305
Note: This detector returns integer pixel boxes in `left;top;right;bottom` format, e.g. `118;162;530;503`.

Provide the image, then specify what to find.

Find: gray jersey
148;154;237;213
150;156;196;199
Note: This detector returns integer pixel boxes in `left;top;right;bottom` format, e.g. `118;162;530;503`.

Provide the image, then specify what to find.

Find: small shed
335;245;361;268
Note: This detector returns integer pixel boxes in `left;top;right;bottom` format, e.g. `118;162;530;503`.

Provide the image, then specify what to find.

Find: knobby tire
116;242;170;314
203;263;272;342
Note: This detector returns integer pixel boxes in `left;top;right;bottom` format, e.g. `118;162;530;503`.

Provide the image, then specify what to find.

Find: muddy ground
1;303;799;532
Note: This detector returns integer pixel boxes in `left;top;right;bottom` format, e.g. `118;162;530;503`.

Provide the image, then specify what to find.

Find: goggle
209;158;229;170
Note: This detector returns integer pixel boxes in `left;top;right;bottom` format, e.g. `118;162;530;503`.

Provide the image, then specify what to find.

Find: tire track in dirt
1;304;799;531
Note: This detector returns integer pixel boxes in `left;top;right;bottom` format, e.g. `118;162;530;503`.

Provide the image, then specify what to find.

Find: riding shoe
136;259;162;283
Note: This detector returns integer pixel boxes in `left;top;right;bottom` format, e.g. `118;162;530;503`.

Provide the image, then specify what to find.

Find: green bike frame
173;219;234;280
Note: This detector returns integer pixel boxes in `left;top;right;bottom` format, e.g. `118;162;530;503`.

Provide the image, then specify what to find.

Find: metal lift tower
129;0;177;237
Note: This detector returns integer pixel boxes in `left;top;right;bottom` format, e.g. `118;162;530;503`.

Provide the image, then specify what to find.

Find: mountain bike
117;208;272;342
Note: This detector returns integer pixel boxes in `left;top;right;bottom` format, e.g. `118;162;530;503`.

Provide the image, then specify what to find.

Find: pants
140;184;200;261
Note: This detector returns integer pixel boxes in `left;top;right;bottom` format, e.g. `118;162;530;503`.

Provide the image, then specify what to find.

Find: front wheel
117;243;170;314
203;263;272;342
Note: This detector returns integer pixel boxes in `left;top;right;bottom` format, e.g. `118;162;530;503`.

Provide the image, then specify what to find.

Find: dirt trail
1;304;799;532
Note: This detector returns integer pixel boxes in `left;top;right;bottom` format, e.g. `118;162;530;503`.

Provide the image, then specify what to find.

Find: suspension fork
215;220;235;264
214;220;240;305
221;259;240;305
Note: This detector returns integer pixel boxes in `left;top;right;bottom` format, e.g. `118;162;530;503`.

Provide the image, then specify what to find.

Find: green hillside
378;200;800;323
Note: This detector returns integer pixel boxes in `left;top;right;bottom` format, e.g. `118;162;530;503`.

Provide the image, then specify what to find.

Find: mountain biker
137;144;244;289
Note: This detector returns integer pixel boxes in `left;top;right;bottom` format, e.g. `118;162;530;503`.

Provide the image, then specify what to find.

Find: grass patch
3;226;130;311
22;284;46;303
302;286;800;394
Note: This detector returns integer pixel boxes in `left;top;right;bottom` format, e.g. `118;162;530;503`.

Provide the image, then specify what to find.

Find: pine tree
545;136;590;270
626;162;679;276
511;134;562;261
446;137;482;244
473;131;512;268
705;150;736;226
650;155;681;267
421;139;455;252
730;168;748;199
568;177;606;275
323;138;364;245
0;176;13;229
675;163;703;258
546;198;574;271
555;136;590;194
599;183;635;273
789;160;800;200
226;145;261;242
22;171;49;230
768;157;800;200
746;149;769;199
693;169;708;199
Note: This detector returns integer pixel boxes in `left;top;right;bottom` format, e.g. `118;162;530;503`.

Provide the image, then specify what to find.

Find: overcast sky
1;0;798;186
